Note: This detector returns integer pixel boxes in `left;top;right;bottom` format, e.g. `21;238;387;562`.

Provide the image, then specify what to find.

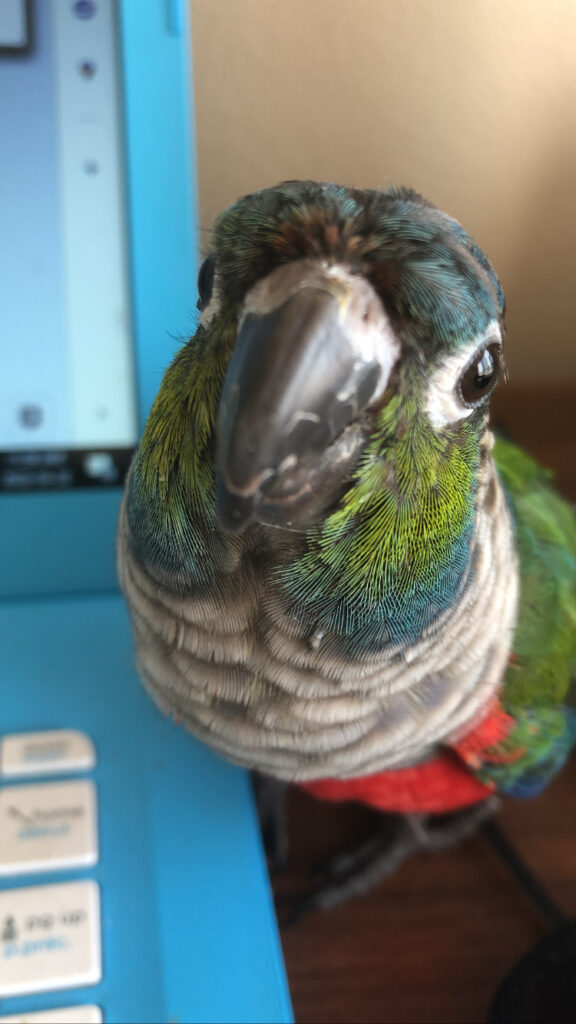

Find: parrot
118;180;576;909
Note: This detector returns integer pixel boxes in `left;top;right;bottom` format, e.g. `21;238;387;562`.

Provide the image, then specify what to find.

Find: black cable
482;818;568;930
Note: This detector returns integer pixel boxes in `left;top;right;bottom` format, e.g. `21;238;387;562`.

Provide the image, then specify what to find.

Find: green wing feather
474;438;576;796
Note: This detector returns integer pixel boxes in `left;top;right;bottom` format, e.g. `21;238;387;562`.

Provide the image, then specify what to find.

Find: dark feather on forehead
212;181;505;353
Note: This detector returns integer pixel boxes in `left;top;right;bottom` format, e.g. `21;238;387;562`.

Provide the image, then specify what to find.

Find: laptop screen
0;0;137;494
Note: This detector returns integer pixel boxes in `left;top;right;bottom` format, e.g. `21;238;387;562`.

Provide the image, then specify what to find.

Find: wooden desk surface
272;386;576;1024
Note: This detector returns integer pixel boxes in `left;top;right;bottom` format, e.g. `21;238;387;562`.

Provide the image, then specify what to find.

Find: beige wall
191;0;576;384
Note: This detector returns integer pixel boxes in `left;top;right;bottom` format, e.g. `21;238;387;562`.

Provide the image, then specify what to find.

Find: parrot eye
458;343;501;407
197;256;215;312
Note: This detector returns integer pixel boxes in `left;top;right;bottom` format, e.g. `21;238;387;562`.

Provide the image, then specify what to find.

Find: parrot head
132;180;507;648
202;181;506;538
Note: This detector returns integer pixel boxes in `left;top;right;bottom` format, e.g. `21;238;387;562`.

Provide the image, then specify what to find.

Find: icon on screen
72;1;97;20
83;452;118;483
0;0;30;52
78;60;97;79
18;404;43;429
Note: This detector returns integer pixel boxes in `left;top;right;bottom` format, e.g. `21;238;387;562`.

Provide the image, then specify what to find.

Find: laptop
0;2;292;1021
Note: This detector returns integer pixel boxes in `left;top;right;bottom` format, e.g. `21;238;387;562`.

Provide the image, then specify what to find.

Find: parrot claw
310;814;402;880
408;796;501;852
287;798;500;920
293;818;420;919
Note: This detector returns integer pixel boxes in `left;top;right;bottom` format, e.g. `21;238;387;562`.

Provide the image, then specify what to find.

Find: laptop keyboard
0;731;102;1022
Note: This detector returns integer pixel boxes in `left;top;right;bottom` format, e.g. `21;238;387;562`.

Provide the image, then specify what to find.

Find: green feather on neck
277;388;483;648
126;320;233;579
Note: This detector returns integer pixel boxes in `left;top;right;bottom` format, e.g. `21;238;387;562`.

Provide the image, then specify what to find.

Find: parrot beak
216;259;399;532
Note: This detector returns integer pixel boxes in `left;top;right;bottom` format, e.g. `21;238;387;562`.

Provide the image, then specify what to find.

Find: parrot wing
466;438;576;797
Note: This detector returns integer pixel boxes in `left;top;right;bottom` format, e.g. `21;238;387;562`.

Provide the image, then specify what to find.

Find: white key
0;781;98;877
0;1005;102;1023
0;881;101;998
0;732;96;779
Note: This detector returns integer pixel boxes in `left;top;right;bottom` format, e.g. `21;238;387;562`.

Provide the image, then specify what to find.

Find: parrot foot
252;773;290;873
287;796;500;921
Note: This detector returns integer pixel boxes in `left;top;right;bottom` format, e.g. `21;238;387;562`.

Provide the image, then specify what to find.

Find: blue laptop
0;2;292;1021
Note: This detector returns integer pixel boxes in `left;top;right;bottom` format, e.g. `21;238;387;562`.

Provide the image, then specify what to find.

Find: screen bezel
0;0;198;599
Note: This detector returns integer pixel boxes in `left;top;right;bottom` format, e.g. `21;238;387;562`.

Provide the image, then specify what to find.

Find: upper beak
215;259;399;532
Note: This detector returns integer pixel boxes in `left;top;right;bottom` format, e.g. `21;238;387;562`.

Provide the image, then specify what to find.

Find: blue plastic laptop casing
0;2;293;1021
2;0;197;599
0;596;292;1023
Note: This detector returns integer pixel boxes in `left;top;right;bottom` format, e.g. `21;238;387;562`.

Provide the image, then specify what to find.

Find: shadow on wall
191;0;576;388
501;122;576;386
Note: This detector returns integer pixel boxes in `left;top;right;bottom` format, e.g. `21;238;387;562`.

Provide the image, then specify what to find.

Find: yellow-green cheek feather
278;395;481;650
126;322;235;575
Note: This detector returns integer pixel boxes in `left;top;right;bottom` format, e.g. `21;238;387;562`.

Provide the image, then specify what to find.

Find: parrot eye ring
458;341;501;408
197;256;215;312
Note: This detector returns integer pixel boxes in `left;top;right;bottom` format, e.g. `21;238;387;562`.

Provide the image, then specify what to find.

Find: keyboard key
0;781;98;877
0;881;101;998
0;731;96;779
0;1005;103;1023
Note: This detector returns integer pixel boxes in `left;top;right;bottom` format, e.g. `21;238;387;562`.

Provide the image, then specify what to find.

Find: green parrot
118;180;576;906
